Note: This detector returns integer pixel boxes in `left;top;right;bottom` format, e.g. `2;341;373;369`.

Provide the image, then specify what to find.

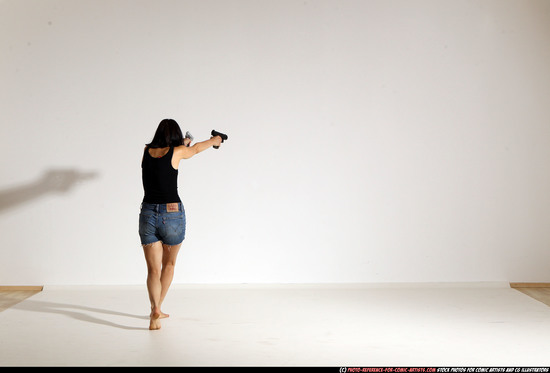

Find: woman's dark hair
146;119;184;148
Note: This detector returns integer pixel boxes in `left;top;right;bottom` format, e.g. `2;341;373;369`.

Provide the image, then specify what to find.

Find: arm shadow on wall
0;169;98;213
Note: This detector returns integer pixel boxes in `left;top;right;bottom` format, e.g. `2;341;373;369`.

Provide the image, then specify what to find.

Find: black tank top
141;147;181;204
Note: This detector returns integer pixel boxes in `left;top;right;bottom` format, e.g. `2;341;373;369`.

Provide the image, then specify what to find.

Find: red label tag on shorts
166;203;179;212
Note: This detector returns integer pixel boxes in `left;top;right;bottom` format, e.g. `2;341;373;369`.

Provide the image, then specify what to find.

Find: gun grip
211;130;228;149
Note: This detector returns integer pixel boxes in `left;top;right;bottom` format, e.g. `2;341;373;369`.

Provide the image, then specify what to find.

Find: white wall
1;0;550;285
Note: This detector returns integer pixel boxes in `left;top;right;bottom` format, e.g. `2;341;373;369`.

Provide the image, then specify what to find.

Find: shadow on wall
0;169;98;213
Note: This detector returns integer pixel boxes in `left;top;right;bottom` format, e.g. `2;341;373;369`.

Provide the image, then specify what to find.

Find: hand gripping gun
185;131;194;147
211;130;228;149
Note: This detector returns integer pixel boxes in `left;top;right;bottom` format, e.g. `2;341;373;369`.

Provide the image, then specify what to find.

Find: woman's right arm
174;136;223;160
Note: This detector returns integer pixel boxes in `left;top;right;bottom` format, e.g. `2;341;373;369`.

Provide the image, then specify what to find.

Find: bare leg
143;241;163;330
158;243;182;317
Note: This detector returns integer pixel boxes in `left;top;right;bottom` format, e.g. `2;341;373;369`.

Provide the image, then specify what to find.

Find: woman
139;119;222;330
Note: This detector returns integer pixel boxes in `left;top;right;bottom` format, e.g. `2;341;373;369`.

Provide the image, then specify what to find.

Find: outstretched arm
174;136;223;160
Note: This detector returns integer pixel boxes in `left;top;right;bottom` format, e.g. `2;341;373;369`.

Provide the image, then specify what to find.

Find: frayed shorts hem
141;239;184;248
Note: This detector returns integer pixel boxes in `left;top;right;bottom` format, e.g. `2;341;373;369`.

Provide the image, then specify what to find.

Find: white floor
1;283;550;366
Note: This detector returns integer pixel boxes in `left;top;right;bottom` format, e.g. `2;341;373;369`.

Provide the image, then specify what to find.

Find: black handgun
211;130;228;149
185;131;194;147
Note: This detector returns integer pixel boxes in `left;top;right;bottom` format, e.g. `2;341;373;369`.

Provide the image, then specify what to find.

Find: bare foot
151;309;169;319
149;308;161;330
160;311;170;319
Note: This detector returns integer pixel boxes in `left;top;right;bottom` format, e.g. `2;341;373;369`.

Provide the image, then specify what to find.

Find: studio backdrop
1;0;550;285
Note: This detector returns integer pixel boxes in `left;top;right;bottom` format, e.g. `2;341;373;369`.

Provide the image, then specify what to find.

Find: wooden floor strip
0;286;43;291
510;283;550;288
0;286;43;312
513;288;550;308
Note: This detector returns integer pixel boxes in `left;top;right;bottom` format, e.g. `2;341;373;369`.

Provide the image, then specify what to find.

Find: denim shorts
139;202;186;246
